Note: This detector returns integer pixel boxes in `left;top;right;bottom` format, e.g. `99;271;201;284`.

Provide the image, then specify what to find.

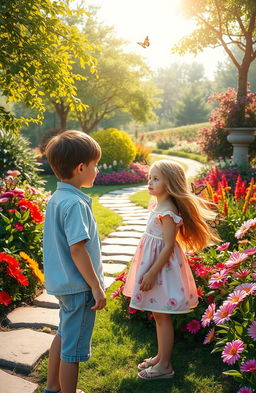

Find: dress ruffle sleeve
157;211;183;226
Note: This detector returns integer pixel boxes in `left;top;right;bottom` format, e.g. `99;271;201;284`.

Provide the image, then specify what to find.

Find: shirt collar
57;182;92;206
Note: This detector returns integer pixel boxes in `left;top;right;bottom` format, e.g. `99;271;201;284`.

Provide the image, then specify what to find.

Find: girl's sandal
138;366;175;380
137;357;155;371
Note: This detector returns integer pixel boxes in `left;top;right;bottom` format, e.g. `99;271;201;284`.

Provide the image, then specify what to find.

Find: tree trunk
53;100;70;131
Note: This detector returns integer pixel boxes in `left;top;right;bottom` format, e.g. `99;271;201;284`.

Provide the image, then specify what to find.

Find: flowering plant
95;162;148;185
199;87;256;160
0;170;49;314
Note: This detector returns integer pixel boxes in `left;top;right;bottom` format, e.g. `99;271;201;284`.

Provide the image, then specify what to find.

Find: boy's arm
70;240;106;310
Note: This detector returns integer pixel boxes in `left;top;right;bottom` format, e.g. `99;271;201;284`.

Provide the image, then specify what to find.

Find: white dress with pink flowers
123;210;199;313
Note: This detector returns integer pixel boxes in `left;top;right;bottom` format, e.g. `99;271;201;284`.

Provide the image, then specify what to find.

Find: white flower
103;163;107;169
109;165;112;169
113;160;117;166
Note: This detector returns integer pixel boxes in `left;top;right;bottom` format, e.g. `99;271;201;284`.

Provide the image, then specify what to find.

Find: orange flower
19;252;44;284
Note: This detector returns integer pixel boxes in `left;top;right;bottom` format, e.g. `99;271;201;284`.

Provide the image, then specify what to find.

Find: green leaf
222;370;243;378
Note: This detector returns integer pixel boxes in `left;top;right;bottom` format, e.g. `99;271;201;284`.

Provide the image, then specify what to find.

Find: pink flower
248;321;256;341
201;303;216;327
110;285;123;299
203;327;215;344
237;387;254;393
13;223;24;231
244;247;256;256
0;197;9;203
234;269;250;278
225;252;249;268
235;218;256;239
208;269;229;289
127;306;137;314
235;283;256;295
7;170;21;176
221;340;244;365
186;319;201;334
227;290;247;305
135;293;142;302
168;298;177;307
217;242;230;251
8;209;16;213
213;302;236;325
240;359;256;373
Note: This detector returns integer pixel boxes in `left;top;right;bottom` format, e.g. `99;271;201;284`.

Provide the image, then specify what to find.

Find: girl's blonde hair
151;160;220;252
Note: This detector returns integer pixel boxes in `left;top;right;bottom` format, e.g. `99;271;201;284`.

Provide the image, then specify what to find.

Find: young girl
123;160;219;380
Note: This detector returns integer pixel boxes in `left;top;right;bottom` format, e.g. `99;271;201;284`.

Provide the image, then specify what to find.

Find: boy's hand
140;271;155;292
91;286;106;310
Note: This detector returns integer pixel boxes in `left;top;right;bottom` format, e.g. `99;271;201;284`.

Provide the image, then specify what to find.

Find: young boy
43;130;106;393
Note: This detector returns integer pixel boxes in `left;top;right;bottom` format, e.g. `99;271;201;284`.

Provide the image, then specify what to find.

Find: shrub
92;128;136;166
0;171;49;315
95;162;148;185
0;130;43;186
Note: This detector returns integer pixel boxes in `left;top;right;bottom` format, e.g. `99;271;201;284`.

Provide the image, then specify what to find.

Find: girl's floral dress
123;210;198;313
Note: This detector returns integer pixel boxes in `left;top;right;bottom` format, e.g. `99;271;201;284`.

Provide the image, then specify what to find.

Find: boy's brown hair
45;130;101;179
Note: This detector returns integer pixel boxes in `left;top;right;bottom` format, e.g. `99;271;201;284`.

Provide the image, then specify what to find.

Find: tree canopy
173;0;256;99
0;0;95;131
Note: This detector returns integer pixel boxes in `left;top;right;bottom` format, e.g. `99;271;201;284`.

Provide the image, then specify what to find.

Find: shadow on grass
109;306;238;393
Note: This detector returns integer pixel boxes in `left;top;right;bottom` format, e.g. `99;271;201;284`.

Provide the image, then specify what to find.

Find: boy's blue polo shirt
43;182;105;295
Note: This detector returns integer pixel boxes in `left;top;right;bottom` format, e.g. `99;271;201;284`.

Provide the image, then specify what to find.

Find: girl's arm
140;215;176;292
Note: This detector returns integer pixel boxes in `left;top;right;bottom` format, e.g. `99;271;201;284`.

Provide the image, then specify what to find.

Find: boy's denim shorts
55;291;96;362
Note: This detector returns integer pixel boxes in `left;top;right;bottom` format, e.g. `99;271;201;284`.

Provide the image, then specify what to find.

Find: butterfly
206;214;221;228
5;176;18;191
137;36;150;48
191;183;206;195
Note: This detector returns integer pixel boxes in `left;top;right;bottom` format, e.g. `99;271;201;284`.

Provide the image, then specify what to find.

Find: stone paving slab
122;220;147;225
99;201;133;206
116;225;145;232
103;263;126;275
0;369;38;393
117;214;148;219
102;237;139;246
102;255;131;264
102;244;136;256
108;231;142;238
33;290;59;309
104;276;116;289
0;329;53;374
7;307;59;329
111;207;146;212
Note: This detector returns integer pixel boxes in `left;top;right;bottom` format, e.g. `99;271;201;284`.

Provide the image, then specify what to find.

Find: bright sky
90;0;225;79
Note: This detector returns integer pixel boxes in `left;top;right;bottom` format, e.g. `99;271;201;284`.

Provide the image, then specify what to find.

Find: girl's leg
139;312;174;376
46;335;61;392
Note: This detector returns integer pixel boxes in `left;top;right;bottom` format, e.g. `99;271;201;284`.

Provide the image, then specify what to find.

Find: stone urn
225;128;256;167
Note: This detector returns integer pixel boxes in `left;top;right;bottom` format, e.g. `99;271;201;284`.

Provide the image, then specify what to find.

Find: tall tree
0;0;95;131
173;0;256;100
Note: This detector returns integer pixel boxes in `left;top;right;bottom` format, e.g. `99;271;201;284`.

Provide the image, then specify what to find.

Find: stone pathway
0;185;147;393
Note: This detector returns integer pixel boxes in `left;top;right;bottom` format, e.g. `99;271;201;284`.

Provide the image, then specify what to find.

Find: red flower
0;252;19;268
14;223;24;231
197;287;204;298
0;291;12;306
17;199;44;223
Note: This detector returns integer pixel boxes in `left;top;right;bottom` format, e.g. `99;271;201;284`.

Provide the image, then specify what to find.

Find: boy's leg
46;335;61;392
59;361;79;393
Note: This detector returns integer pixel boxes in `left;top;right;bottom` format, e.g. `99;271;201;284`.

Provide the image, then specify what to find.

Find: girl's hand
140;271;155;291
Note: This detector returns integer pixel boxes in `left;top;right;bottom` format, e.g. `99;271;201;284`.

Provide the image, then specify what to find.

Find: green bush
0;130;42;186
92;128;136;166
152;148;207;163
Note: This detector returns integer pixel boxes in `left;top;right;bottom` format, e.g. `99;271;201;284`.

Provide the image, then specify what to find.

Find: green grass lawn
36;281;237;393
